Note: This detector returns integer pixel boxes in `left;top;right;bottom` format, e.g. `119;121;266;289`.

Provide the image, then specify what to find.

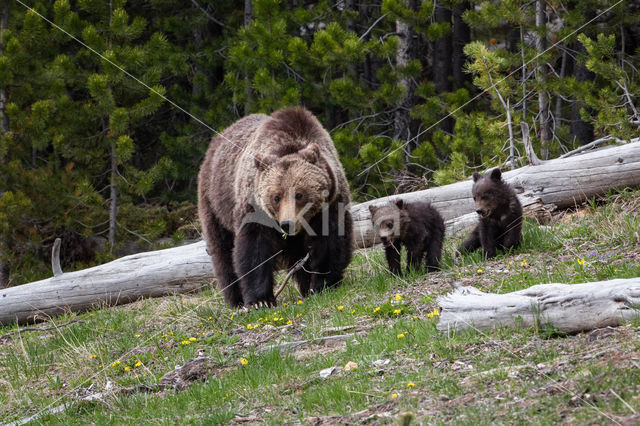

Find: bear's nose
280;220;295;234
380;236;388;242
475;209;484;215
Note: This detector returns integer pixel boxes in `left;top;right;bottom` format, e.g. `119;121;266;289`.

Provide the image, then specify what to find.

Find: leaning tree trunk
351;139;640;247
1;140;640;325
437;278;640;334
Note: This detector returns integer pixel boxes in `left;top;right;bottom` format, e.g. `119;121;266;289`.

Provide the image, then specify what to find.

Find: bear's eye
387;223;393;229
274;195;281;203
473;196;476;201
295;193;303;200
481;195;488;200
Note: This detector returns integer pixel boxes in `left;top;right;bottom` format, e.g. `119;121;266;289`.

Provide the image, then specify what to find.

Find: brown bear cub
198;107;353;308
459;168;523;258
369;199;445;275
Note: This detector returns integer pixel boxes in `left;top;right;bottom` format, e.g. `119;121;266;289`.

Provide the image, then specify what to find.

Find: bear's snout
280;220;296;235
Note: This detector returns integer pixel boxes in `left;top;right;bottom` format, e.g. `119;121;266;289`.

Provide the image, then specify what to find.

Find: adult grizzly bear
198;107;353;308
369;199;445;275
459;168;523;258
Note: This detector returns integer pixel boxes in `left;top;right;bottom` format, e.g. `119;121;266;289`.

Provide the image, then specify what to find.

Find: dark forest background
1;0;639;285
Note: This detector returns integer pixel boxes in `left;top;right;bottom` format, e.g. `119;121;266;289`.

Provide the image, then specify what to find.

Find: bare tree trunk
109;142;117;247
535;0;550;159
553;47;567;132
570;42;595;145
394;18;411;141
243;0;253;115
452;2;471;89
438;278;640;334
433;2;453;133
0;0;10;287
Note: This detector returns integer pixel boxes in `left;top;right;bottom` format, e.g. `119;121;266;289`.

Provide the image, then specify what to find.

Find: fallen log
437;278;640;334
0;241;212;325
2;141;640;325
352;139;640;247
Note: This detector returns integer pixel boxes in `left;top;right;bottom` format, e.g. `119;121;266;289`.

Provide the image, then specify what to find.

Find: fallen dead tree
1;141;640;325
437;278;640;334
352;139;640;247
0;242;212;325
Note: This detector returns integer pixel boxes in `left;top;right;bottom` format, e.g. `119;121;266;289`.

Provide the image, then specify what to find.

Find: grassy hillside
1;189;640;424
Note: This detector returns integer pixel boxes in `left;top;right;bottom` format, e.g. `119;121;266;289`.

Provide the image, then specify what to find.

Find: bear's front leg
405;244;424;274
479;221;498;259
460;227;481;254
233;222;277;307
424;237;443;272
384;243;402;275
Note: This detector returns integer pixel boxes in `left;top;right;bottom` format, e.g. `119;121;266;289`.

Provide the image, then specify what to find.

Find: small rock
344;361;358;371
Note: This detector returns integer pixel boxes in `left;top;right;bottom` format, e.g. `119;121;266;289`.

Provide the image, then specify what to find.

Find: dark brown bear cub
459;168;523;258
369;199;445;275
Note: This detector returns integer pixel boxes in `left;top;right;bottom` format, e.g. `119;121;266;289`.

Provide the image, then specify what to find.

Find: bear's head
471;168;506;218
254;143;336;236
368;199;405;247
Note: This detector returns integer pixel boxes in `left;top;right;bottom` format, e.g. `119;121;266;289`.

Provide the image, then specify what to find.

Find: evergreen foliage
1;0;639;284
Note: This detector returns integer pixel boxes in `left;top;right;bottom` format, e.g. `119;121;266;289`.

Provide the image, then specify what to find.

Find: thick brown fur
198;107;353;307
369;199;445;275
459;168;523;258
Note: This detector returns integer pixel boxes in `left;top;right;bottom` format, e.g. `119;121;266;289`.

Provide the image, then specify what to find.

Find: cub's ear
368;204;378;215
298;143;320;164
490;168;502;181
394;199;404;209
472;172;482;182
254;153;278;171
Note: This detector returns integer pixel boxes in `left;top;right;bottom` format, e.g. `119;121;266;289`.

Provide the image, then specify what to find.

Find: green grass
1;189;640;424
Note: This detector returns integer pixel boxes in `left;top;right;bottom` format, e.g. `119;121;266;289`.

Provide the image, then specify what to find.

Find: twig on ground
0;320;83;340
274;253;310;299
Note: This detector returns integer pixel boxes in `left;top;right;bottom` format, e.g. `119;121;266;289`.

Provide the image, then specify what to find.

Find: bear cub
369;199;445;275
459;168;523;258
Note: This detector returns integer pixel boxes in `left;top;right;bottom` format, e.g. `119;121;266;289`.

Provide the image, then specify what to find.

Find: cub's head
368;199;404;247
472;168;505;218
254;143;335;236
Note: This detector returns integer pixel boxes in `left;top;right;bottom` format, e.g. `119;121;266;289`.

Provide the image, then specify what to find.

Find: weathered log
352;140;640;247
0;241;212;325
437;278;640;334
2;141;640;325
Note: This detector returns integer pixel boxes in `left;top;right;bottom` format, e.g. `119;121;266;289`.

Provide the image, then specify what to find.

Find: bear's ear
255;153;278;171
490;168;502;181
472;172;482;182
298;143;320;164
368;204;378;215
394;199;404;209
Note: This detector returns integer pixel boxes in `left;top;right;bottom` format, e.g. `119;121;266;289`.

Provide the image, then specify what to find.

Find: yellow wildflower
247;324;253;330
477;268;483;274
189;337;197;342
125;366;130;372
181;340;190;345
521;259;527;267
296;313;302;318
286;320;292;325
351;309;355;314
373;307;381;313
208;316;214;320
397;333;405;339
134;333;141;337
284;302;289;307
391;393;399;399
393;309;402;314
240;358;249;365
427;312;434;319
407;382;415;387
337;306;344;311
577;258;585;265
297;300;303;305
134;361;142;367
89;354;97;359
394;293;403;301
112;360;121;367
